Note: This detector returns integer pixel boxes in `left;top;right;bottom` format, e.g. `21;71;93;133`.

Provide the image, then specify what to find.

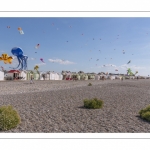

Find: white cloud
48;58;76;65
0;50;5;53
35;63;46;66
119;64;146;70
98;64;117;68
29;57;36;60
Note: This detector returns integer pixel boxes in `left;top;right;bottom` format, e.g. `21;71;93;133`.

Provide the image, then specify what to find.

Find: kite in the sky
35;52;37;53
35;44;40;49
18;27;24;34
7;26;10;28
115;69;118;71
11;47;28;70
34;65;39;71
127;60;131;64
0;66;4;71
40;58;45;63
96;59;99;61
0;54;13;64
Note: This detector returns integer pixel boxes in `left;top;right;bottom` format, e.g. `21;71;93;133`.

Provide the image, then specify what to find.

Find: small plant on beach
139;105;150;122
0;105;21;131
84;98;103;109
88;83;92;86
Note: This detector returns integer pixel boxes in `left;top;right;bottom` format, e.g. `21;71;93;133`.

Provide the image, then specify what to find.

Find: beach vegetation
0;105;21;131
88;83;92;86
139;105;150;121
84;98;103;109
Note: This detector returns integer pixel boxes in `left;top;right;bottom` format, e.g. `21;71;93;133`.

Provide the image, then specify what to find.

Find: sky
0;17;150;76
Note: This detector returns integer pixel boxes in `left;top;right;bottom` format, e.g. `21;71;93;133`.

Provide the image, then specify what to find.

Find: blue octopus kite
11;47;28;70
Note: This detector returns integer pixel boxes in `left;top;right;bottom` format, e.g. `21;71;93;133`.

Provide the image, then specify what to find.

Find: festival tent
0;71;4;80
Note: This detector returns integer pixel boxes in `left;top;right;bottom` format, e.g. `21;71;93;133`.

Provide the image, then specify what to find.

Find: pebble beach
0;79;150;133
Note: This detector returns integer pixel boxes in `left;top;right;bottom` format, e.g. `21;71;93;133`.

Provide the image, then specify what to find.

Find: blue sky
0;17;150;76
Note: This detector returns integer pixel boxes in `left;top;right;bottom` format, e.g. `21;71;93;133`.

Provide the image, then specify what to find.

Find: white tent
0;71;4;80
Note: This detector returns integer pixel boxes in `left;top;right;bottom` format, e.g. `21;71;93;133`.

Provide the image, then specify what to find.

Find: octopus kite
0;54;13;64
11;47;28;70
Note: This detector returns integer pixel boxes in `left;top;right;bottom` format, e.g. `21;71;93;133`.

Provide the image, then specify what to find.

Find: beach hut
39;71;52;80
95;75;100;80
110;76;115;80
58;73;63;80
6;70;21;80
54;73;59;80
39;71;46;80
20;71;27;80
0;71;4;80
48;72;55;80
27;70;40;80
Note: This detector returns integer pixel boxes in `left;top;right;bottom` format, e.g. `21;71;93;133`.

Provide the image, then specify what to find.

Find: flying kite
40;58;45;63
0;54;13;64
34;65;39;71
35;44;40;49
0;66;4;71
18;27;24;34
7;26;10;28
115;69;118;71
11;47;28;70
127;60;131;64
96;59;99;61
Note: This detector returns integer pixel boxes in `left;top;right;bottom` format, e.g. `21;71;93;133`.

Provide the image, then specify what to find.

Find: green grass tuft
139;105;150;121
84;98;103;109
88;83;92;86
0;105;21;131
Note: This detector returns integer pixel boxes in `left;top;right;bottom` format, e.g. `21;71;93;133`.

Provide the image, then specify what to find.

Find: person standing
30;75;34;84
